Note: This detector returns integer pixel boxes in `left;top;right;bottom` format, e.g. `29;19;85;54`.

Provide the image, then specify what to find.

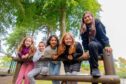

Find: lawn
36;80;52;84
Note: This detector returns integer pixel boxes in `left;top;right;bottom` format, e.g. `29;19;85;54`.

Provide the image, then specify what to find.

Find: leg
15;63;26;84
53;62;61;75
24;62;34;84
71;71;78;84
66;72;72;84
52;62;61;84
41;67;49;75
27;68;41;84
88;41;103;83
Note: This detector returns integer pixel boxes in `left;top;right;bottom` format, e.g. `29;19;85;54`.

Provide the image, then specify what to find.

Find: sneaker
91;68;101;77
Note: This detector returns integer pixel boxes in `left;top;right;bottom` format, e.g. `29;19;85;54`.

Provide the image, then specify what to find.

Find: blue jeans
49;61;61;84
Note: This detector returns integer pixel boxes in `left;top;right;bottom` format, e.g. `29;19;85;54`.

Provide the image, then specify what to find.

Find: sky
98;0;126;59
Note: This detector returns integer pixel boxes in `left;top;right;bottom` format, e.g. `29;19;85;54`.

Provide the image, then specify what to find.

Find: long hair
58;32;76;56
46;35;59;47
17;36;36;57
80;11;96;36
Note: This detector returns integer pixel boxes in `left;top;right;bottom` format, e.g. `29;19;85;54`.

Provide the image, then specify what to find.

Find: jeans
49;61;61;84
88;41;103;84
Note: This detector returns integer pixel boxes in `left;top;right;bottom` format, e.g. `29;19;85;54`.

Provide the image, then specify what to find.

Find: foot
91;68;101;77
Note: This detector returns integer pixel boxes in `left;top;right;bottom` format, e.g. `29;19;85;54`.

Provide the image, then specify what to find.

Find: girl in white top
27;41;49;84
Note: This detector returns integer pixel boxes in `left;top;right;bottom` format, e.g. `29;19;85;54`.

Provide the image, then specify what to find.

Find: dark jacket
81;19;110;51
59;42;83;64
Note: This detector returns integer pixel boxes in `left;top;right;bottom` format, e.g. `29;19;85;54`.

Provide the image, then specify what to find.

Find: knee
71;71;78;75
27;72;33;78
88;41;97;49
41;67;49;75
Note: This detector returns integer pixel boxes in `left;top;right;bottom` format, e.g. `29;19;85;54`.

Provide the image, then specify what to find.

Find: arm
96;19;110;47
43;47;52;58
32;50;41;62
96;19;112;54
73;42;83;59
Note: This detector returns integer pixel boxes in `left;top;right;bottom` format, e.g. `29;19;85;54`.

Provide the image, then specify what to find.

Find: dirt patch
0;76;13;84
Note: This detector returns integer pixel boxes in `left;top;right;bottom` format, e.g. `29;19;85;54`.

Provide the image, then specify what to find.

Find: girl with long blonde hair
16;36;36;84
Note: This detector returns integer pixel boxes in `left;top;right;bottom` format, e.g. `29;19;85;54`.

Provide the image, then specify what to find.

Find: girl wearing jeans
44;35;61;84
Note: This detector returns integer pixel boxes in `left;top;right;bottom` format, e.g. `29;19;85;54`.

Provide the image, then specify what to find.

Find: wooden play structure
12;50;120;84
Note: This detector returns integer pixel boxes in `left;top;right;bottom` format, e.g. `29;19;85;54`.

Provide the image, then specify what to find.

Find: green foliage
116;57;126;78
0;56;12;68
81;61;90;71
1;0;101;54
0;0;15;36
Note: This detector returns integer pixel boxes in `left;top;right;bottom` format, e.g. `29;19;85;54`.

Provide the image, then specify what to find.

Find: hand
68;55;73;60
22;55;28;59
52;54;58;60
82;51;89;59
22;54;29;59
104;47;112;56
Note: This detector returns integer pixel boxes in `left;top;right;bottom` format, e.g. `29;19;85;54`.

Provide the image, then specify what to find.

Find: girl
58;32;83;84
80;11;112;78
27;41;49;84
16;36;36;84
44;35;61;84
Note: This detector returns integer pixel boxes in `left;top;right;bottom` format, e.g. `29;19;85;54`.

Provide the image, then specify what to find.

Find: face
38;43;45;52
24;37;32;47
83;13;93;24
64;35;73;46
50;37;57;48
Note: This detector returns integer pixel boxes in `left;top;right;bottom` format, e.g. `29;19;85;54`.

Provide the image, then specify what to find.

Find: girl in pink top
16;36;36;84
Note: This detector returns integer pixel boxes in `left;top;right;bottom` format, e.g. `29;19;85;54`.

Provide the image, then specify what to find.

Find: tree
3;0;101;53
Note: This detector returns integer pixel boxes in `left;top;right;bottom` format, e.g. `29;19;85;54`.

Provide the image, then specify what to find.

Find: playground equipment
12;50;120;84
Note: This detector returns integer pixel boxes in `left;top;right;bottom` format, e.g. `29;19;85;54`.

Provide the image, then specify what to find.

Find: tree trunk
60;8;66;38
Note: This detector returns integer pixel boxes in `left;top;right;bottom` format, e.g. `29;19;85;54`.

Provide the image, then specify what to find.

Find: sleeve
32;50;41;62
96;19;110;47
73;42;83;59
43;48;52;58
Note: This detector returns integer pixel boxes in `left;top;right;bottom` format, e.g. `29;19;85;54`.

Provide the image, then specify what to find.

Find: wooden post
12;62;22;84
103;50;116;75
103;50;120;84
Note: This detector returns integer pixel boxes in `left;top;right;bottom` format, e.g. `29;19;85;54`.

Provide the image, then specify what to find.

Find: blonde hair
58;32;76;55
17;36;36;57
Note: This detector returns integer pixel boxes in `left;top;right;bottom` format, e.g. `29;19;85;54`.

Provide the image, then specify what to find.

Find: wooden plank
35;75;120;83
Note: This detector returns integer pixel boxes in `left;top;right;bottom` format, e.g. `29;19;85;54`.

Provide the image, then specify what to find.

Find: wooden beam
35;75;120;83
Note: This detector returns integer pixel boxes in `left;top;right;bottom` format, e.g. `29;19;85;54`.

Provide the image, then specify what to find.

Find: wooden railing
12;50;120;84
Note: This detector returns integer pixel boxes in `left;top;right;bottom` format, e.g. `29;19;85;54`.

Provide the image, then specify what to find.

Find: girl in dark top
80;11;112;79
58;32;83;84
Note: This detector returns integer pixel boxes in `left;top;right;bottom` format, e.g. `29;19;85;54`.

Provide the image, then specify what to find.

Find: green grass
36;80;52;84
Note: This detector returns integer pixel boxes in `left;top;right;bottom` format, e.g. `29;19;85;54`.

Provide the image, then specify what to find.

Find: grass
36;80;52;84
